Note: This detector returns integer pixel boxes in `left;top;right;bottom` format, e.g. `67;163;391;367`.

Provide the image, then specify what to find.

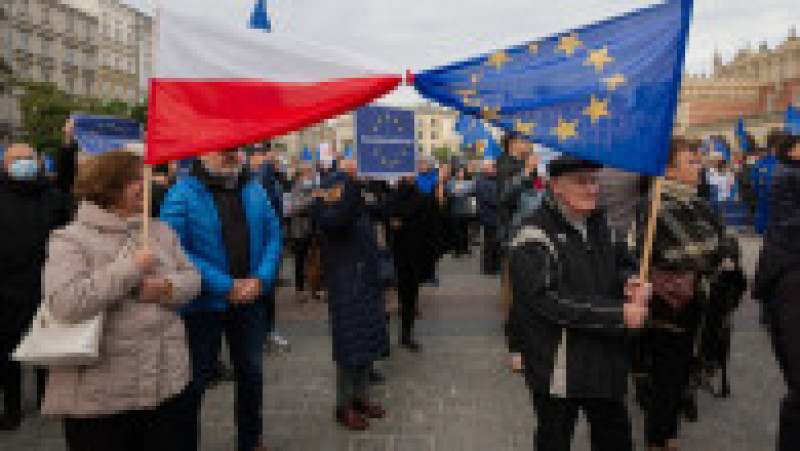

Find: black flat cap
548;155;603;178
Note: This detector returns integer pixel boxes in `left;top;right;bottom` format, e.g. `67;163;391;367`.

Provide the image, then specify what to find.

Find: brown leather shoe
354;398;386;419
335;406;369;430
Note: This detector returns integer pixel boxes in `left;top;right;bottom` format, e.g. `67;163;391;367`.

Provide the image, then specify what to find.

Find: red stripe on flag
145;75;402;164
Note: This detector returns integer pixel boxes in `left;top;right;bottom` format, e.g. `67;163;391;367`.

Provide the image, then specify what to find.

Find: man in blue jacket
161;150;282;451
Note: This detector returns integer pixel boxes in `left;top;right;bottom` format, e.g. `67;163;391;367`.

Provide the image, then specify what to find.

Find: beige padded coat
41;201;201;417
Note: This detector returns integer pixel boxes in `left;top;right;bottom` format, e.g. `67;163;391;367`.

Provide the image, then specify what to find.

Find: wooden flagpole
142;164;152;246
638;176;664;282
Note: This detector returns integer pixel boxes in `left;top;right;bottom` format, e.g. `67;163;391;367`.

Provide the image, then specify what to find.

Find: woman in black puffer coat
754;132;800;451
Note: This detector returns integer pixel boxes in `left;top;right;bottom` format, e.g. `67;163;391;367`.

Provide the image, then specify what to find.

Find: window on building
66;76;75;94
64;48;72;65
431;132;438;140
41;39;50;57
85;77;93;95
18;31;28;51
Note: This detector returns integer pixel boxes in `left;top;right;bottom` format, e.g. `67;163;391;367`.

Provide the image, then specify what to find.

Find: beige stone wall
6;0;99;98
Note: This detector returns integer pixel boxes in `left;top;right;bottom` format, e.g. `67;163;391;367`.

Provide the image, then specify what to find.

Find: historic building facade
677;28;800;144
1;0;100;138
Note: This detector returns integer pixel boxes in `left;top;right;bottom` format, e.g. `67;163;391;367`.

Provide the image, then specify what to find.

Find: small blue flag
300;146;314;162
786;105;800;135
483;138;503;161
71;115;143;154
249;0;272;32
736;117;751;153
414;0;694;176
456;114;492;145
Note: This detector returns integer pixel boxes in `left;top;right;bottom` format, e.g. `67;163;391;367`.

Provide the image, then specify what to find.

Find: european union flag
786;105;800;135
72;115;143;154
413;0;694;176
456;113;492;145
736;117;751;153
356;106;416;176
300;146;314;162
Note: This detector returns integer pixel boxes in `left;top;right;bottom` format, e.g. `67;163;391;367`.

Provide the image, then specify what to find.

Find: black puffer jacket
506;196;635;400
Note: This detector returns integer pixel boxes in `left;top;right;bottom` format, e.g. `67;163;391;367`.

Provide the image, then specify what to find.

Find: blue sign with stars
356;106;416;176
413;0;694;176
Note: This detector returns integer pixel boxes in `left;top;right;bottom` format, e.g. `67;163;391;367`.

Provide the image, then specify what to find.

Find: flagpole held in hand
143;164;152;249
638;177;664;283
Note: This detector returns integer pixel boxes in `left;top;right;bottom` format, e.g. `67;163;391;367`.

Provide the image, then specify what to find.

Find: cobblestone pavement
0;236;783;450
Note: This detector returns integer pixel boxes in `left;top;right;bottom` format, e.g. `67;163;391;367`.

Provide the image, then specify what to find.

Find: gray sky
128;0;798;104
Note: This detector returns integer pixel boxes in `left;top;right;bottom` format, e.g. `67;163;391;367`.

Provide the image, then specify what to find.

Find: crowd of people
0;118;798;451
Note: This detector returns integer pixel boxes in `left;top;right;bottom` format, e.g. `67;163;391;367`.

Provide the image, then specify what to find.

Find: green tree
130;103;148;125
19;82;75;152
432;146;454;164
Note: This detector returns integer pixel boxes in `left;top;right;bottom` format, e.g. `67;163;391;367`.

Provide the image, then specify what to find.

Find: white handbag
12;302;103;367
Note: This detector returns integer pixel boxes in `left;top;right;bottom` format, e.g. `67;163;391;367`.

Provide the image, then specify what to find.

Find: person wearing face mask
160;151;282;451
0;143;75;431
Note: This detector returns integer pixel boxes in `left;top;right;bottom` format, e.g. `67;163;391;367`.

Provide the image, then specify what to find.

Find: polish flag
146;5;403;164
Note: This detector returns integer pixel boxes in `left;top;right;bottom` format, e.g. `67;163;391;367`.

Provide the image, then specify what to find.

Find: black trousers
292;237;311;292
62;389;193;451
452;216;470;255
772;270;800;451
481;225;501;275
642;327;696;447
532;394;632;451
0;357;46;418
396;264;421;342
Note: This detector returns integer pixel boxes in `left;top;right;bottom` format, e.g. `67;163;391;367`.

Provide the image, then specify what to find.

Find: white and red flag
146;4;402;164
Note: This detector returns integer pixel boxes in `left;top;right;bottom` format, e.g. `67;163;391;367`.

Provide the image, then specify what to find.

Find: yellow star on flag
481;106;500;121
552;116;578;142
486;52;511;69
557;33;583;56
456;89;477;98
515;119;536;135
528;43;539;54
585;47;614;73
603;74;626;91
583;96;609;124
471;73;482;85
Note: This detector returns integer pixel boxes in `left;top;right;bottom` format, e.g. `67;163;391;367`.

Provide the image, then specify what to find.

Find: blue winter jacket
160;175;282;315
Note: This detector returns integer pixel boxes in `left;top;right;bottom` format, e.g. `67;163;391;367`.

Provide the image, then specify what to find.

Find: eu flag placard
413;0;694;176
72;115;143;155
356;106;416;176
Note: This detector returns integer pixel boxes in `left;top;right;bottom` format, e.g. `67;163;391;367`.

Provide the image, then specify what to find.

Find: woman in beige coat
41;151;201;451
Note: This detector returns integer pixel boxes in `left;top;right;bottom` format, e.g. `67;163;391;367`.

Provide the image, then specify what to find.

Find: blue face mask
8;159;39;181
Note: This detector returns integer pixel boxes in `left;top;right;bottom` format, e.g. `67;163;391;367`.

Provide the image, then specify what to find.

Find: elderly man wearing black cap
505;155;651;451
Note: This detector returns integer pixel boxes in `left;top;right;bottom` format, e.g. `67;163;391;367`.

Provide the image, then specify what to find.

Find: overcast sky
127;0;798;104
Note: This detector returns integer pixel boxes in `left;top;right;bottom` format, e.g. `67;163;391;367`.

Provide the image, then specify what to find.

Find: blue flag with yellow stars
736;117;751;153
413;0;694;176
456;113;493;145
786;105;800;135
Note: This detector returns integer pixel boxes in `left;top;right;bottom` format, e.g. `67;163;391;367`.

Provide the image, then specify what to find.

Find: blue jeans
182;304;265;451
